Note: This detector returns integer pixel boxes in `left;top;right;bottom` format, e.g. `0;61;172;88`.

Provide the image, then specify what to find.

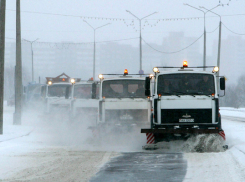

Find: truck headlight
213;66;219;72
98;74;104;79
48;81;52;85
70;78;76;84
153;67;159;73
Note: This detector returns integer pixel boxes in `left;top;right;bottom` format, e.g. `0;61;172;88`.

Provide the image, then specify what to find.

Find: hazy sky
4;0;245;46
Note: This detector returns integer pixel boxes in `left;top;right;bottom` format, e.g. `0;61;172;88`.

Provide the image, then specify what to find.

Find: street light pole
14;0;22;125
184;4;219;71
0;0;6;134
83;21;110;79
200;6;221;76
23;38;38;82
126;10;157;73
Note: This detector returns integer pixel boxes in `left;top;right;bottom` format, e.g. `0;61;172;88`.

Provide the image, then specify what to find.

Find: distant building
4;32;205;96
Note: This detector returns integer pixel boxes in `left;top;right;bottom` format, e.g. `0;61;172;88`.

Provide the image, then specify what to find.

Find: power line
6;9;133;20
142;33;203;54
7;8;245;21
222;22;245;35
6;37;139;44
6;9;86;18
41;37;139;45
5;8;202;22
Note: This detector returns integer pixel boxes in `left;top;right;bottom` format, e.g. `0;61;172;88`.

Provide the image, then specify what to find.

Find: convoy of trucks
25;62;227;151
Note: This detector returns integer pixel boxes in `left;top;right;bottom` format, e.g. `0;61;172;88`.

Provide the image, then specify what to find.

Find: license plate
179;119;194;122
120;114;133;120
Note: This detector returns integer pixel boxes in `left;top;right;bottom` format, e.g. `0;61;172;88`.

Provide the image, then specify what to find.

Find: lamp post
83;21;110;79
23;38;38;82
200;6;221;76
14;0;22;125
0;0;6;133
126;10;157;73
184;4;219;71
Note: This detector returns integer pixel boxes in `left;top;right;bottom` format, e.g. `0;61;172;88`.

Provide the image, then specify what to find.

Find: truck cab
70;80;100;122
41;82;72;113
97;70;152;130
142;61;226;145
40;73;77;113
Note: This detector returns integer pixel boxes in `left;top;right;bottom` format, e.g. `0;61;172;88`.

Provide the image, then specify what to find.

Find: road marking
97;152;112;168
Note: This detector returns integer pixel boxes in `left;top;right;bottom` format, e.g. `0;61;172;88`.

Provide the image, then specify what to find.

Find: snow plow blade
141;128;227;152
141;128;220;134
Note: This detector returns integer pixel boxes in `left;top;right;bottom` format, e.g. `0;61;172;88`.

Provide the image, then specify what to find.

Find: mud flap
218;130;226;140
218;130;228;150
142;133;157;150
146;133;155;144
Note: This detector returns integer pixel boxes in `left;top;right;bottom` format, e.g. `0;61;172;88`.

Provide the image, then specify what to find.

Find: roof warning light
183;60;188;67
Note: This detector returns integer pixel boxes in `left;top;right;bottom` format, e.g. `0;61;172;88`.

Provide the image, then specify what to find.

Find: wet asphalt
90;152;187;182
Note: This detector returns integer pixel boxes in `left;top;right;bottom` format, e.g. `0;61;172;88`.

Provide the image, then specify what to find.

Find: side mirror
92;83;96;99
220;77;225;90
65;86;70;99
145;77;151;96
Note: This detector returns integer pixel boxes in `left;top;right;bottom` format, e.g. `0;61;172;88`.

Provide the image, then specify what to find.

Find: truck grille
161;109;212;124
105;109;148;123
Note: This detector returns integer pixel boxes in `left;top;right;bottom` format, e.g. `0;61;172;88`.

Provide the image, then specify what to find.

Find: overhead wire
6;9;132;20
222;22;245;35
142;33;204;54
7;8;245;21
5;37;139;44
6;37;140;50
6;7;245;52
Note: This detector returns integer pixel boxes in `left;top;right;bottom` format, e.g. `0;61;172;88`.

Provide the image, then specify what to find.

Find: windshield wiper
158;92;181;97
190;92;212;97
172;91;187;97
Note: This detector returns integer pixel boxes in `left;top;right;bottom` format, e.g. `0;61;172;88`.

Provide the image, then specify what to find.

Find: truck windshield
157;73;215;96
102;79;146;98
48;84;71;97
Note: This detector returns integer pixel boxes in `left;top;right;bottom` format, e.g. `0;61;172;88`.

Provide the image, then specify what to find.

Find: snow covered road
1;106;245;181
183;111;245;182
